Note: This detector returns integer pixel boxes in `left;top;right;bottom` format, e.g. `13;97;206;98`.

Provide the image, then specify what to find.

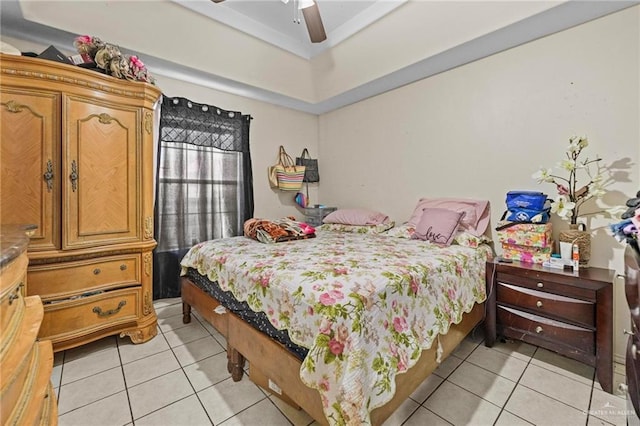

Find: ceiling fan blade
301;3;327;43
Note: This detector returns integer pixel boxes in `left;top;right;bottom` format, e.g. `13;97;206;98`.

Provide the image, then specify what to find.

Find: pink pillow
407;198;490;237
323;209;389;225
413;208;465;246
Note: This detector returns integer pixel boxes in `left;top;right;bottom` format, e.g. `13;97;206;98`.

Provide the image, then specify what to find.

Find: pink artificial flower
129;55;145;69
328;338;344;356
393;316;408;333
75;35;93;44
556;184;570;196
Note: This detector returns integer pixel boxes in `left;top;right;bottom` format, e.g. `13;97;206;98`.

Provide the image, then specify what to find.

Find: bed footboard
181;276;485;425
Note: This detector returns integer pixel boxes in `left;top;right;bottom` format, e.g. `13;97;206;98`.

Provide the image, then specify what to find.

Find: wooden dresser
1;226;58;425
0;54;161;351
623;245;640;423
485;259;614;393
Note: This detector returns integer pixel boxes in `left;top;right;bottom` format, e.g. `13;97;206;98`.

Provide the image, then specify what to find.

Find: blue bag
497;191;551;229
506;191;548;211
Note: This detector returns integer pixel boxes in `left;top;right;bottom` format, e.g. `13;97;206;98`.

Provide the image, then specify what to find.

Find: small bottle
572;243;580;271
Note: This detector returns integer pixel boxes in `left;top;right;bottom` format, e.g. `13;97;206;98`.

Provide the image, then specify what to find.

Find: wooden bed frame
181;277;485;425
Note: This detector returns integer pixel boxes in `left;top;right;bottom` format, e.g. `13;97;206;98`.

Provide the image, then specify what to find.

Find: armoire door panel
64;96;140;248
0;90;60;251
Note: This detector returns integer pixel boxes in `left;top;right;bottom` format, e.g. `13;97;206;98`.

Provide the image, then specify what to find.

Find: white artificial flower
578;136;589;149
532;168;554;183
559;159;575;172
551;195;576;219
589;182;606;198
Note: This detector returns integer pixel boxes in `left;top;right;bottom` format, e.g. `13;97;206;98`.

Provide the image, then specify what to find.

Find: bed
180;206;493;425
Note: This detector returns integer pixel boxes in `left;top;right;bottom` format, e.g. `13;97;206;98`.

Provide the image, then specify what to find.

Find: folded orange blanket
244;217;315;244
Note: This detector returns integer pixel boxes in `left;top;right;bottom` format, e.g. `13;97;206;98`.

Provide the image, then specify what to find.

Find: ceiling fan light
298;0;315;10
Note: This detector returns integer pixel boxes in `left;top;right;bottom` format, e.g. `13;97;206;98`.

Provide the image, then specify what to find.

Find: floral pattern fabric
180;232;491;425
317;222;395;234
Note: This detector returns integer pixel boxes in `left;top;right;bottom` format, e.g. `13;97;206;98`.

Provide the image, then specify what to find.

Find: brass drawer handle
43;159;54;192
536;301;543;308
93;268;101;275
93;300;126;317
537;282;544;288
8;282;24;305
535;326;543;334
120;264;127;271
70;160;78;192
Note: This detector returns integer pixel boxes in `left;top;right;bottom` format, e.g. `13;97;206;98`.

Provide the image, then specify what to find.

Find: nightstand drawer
497;282;595;327
498;272;596;301
497;305;595;355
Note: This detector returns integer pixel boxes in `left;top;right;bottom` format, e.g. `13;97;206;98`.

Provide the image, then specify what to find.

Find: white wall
318;6;640;362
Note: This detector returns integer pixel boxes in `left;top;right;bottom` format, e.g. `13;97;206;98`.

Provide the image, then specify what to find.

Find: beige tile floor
52;297;631;426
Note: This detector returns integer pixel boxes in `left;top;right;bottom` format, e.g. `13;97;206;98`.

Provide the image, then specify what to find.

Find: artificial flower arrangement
532;135;607;224
73;35;156;85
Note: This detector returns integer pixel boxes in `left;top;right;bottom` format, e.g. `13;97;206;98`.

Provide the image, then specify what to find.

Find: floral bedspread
180;231;491;425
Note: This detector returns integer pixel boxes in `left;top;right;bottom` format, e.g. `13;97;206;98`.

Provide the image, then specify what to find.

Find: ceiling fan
211;0;327;43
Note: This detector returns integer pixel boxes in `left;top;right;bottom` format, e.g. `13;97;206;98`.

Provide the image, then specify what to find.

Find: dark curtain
153;96;253;299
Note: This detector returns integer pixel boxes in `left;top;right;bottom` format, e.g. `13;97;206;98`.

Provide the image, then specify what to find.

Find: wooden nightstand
484;259;615;393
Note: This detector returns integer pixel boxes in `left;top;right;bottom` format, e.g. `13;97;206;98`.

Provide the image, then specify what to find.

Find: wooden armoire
0;53;161;352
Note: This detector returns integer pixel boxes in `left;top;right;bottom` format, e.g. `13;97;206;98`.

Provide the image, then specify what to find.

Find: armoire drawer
39;287;140;341
28;254;140;301
497;305;595;355
497;282;595;327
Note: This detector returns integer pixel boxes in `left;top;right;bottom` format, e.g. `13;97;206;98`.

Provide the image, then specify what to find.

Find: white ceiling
1;1;638;114
171;0;407;59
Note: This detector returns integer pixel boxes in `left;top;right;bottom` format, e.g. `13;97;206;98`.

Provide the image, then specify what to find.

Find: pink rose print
319;377;330;392
333;267;348;275
336;324;349;343
319;293;336;305
319;318;332;335
328;338;344;356
393;316;408;333
410;278;419;295
319;289;344;305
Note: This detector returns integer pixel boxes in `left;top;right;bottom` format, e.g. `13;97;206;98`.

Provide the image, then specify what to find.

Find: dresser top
0;225;34;268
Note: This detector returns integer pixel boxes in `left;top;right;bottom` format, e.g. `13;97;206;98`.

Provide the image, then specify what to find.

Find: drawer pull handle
618;383;629;394
93;268;101;275
8;292;20;305
120;264;127;271
93;300;126;317
632;344;637;360
537;282;544;288
624;329;634;336
535;326;543;334
536;301;543;308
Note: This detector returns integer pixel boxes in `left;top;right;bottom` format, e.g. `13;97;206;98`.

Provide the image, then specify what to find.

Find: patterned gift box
496;222;552;248
501;242;553;264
